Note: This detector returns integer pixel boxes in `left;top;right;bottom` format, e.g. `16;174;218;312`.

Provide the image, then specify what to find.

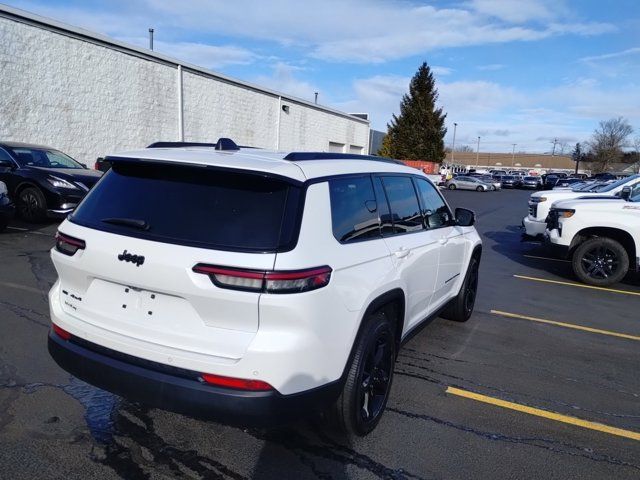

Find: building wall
0;8;369;164
0;15;178;164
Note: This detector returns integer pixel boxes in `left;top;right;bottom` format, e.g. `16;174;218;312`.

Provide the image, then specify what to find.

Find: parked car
0;142;102;222
542;175;559;190
479;175;501;190
489;169;507;176
523;174;640;237
569;173;589;180
446;175;494;191
0;181;15;232
553;178;585;189
519;176;542;189
546;184;640;286
47;140;482;436
94;157;112;172
500;175;518;188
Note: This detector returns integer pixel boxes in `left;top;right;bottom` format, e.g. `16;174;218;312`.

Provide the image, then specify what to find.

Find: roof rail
147;138;240;151
283;152;404;165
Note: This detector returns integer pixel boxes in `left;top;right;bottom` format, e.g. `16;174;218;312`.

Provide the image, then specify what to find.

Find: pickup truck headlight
555;208;575;218
531;196;547;203
47;176;79;190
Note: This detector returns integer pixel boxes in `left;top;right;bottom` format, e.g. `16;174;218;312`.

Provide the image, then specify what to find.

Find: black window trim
0;146;20;169
412;176;456;231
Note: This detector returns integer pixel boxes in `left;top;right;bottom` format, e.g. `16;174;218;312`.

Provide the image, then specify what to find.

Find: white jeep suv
523;174;640;237
546;184;640;286
48;140;482;436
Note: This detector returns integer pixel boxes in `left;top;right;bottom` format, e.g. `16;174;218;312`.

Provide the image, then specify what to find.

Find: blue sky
5;0;640;153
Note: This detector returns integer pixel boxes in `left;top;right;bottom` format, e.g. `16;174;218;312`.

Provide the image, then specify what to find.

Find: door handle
439;237;449;245
394;248;410;259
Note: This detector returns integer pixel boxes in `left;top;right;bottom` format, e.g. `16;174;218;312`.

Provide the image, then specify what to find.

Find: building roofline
0;3;369;125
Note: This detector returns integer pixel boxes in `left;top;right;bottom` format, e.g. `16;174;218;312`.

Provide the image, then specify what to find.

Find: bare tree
587;117;633;172
557;141;569;155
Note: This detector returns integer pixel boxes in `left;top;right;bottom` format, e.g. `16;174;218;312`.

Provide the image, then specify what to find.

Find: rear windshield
70;161;302;252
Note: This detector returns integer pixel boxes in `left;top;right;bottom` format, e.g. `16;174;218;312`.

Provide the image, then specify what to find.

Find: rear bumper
48;330;342;426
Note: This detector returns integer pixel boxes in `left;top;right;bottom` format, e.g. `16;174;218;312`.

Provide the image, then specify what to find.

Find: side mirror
455;207;475;227
621;186;632;201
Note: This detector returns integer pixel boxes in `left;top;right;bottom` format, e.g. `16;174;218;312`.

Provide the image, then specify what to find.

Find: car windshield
503;176;514;180
524;177;537;181
9;147;84;169
587;174;639;193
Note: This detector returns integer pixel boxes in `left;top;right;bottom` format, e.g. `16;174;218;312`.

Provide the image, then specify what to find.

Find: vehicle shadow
483;225;640;288
7;216;59;234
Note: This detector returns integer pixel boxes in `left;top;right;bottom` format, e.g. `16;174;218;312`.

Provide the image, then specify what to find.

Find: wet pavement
1;189;639;479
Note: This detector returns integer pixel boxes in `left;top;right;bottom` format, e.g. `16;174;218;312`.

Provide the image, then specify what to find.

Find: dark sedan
0;181;15;232
500;175;518;188
0;142;102;222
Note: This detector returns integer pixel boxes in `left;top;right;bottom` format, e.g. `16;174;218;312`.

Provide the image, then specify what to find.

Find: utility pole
476;136;480;166
451;122;458;163
512;143;516;166
551;138;558;156
149;28;154;50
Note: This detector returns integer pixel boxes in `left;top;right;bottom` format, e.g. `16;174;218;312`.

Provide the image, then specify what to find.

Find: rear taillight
55;231;86;256
200;373;273;391
52;323;71;340
192;264;332;294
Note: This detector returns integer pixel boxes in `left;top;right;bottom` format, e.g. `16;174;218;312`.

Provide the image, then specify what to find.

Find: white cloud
466;0;556;23
580;47;640;63
432;66;454;76
120;37;257;69
253;62;319;101
12;0;614;64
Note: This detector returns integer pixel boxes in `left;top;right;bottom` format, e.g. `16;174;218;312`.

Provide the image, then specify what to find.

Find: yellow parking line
446;386;640;441
514;274;640;297
490;310;640;341
523;254;570;263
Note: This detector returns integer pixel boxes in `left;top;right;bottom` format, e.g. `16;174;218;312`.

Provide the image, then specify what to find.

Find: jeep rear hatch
52;161;303;359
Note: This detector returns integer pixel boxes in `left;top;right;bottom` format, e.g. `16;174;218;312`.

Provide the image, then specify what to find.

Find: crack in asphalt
387;407;640;472
0;300;49;328
396;357;640;422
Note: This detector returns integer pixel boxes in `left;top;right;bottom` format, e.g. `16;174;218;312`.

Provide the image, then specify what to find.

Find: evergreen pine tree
386;62;447;161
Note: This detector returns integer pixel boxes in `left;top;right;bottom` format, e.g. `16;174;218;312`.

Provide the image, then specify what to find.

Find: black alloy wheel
573;237;628;286
18;187;47;222
357;330;394;425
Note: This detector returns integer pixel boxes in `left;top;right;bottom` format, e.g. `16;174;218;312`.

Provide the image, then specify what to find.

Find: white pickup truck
523;174;640;237
546;185;640;286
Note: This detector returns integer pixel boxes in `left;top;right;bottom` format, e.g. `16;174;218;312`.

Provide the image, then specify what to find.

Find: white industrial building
0;5;370;165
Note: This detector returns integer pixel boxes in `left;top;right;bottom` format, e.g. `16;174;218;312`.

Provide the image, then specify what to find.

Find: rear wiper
102;217;150;231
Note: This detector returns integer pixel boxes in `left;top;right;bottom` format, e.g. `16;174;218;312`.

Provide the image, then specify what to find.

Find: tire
448;184;456;190
17;187;47;222
441;256;479;322
476;186;483;192
329;311;396;436
0;218;7;233
572;237;628;287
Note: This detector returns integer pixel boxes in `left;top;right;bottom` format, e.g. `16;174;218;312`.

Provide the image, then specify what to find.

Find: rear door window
70;161;302;252
414;178;452;229
380;176;424;234
329;176;381;243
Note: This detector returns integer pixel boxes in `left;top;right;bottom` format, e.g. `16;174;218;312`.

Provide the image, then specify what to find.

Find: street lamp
451;122;458;163
476;136;480;166
511;143;516;167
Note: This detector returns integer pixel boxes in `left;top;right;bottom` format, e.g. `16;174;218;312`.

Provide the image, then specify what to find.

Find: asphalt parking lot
0;188;638;480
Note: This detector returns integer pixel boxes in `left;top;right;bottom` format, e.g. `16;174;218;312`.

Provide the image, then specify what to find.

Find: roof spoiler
147;138;240;151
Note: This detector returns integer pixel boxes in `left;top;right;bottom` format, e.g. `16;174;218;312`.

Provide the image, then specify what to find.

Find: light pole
476;136;480;166
451;122;458;163
551;138;558;156
512;143;516;166
149;28;154;50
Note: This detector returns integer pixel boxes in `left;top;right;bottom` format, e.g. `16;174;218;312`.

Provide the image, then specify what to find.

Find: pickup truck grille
546;210;559;231
529;204;538;217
